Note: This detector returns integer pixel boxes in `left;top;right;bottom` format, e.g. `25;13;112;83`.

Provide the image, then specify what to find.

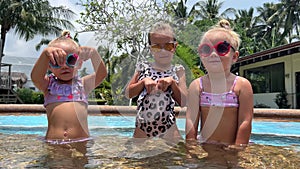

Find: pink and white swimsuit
199;76;239;107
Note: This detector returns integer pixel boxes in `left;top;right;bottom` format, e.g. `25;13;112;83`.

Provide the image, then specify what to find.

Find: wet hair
148;21;176;45
201;19;241;50
48;30;79;48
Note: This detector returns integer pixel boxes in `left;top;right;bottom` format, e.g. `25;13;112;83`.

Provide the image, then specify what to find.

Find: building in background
2;55;37;90
233;41;300;109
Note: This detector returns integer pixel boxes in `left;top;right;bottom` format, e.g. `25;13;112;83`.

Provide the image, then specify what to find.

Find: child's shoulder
136;61;151;71
235;75;253;91
172;64;185;72
189;77;201;87
236;75;251;84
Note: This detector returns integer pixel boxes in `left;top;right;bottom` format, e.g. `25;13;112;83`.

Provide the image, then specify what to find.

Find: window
244;63;284;93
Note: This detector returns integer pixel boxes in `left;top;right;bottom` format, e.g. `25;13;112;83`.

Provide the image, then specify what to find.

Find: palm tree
170;0;198;25
268;0;300;43
0;0;75;65
234;8;262;56
256;2;288;49
192;0;235;20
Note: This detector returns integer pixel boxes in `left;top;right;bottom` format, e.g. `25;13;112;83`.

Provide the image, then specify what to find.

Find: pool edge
0;104;300;119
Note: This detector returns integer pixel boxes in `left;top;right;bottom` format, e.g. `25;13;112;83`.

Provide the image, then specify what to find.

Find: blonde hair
48;30;79;48
148;21;176;44
202;19;241;50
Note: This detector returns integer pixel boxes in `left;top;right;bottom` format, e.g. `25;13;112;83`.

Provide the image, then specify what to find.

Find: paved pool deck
0;104;300;119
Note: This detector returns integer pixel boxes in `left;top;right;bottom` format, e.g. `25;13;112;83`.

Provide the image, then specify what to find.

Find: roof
234;41;300;67
1;72;28;83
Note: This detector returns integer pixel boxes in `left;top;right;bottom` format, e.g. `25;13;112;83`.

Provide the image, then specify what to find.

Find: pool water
0;115;299;147
0;115;299;168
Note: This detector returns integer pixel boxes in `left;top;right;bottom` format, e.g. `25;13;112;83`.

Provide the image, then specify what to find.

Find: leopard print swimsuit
135;62;183;137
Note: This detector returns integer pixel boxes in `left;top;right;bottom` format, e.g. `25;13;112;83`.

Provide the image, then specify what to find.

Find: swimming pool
0;114;299;168
0;114;299;147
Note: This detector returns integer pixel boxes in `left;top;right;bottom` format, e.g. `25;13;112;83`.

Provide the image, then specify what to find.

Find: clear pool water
0;114;300;168
0;114;299;147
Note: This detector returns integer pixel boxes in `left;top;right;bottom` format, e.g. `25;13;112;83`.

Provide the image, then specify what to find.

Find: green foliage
0;0;75;64
77;0;171;62
92;80;113;105
110;54;136;105
75;0;300;106
32;91;44;104
274;91;291;109
175;43;204;85
16;88;44;104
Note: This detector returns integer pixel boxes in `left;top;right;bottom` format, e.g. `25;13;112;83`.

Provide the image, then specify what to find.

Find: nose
60;62;69;68
210;50;219;57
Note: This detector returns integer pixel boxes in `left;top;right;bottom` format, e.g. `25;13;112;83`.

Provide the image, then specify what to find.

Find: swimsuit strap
199;77;204;90
229;76;239;92
200;76;238;93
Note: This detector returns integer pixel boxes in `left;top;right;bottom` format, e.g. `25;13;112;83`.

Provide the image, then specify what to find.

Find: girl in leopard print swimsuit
125;22;187;139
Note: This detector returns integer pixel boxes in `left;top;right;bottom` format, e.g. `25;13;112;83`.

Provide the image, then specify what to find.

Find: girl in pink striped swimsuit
185;20;253;166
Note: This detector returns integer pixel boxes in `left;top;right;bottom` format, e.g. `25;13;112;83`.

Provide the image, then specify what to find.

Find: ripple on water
0;134;299;169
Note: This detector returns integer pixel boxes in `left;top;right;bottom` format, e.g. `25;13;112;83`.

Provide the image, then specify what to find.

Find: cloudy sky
3;0;278;58
3;0;97;58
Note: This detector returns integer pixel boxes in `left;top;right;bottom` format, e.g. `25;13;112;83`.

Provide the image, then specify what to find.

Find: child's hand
143;78;157;94
78;46;97;61
157;77;174;91
43;47;67;66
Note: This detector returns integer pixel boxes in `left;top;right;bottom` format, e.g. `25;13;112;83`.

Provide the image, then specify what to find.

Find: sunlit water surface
0;115;299;168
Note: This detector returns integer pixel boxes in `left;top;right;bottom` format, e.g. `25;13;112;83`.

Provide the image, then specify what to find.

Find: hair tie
61;30;72;39
65;34;71;39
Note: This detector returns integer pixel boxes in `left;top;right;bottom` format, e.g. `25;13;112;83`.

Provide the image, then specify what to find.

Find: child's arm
156;67;187;106
172;67;187;106
79;46;107;94
185;79;201;140
31;47;66;92
125;72;157;98
235;77;253;145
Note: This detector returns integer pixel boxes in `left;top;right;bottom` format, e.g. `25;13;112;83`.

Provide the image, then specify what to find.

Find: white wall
253;93;279;108
239;53;300;108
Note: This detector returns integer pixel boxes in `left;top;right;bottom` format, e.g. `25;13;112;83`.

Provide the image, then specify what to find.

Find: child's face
150;32;177;65
199;31;239;73
49;42;81;81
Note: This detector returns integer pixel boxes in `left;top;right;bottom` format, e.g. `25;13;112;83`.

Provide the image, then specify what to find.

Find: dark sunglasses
198;41;236;57
49;53;79;68
150;42;176;52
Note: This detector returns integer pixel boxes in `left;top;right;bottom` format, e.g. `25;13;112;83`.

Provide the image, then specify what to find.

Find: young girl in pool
125;21;187;140
31;31;107;143
185;19;253;164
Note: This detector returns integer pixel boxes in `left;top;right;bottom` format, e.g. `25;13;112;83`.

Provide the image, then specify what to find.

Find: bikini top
44;74;88;107
199;76;239;107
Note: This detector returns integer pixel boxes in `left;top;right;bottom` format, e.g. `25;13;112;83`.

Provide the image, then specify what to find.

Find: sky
3;0;279;59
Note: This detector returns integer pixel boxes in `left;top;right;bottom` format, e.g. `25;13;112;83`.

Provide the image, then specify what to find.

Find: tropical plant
77;0;171;65
256;2;288;50
0;0;75;65
233;8;260;56
269;0;300;43
16;88;44;104
192;0;235;20
274;90;291;109
168;0;199;25
175;43;203;84
35;33;79;51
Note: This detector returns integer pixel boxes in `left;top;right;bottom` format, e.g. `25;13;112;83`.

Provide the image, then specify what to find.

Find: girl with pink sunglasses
185;19;253;166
